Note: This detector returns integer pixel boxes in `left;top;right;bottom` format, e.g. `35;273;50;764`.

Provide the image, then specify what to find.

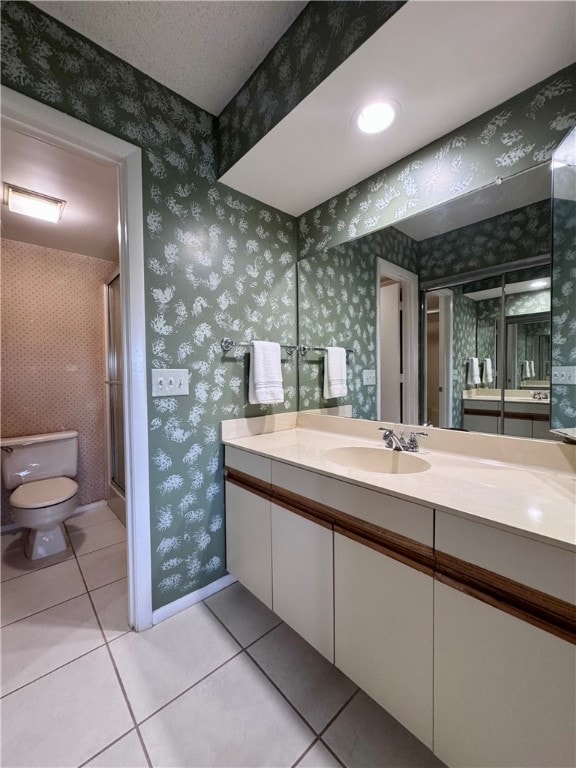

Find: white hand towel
323;346;347;399
483;358;493;385
523;360;531;379
467;357;481;386
529;360;536;378
248;341;284;404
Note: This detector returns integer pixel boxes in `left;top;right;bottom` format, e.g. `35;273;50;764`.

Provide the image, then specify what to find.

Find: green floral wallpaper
419;200;551;282
298;226;418;416
1;0;298;610
551;194;576;430
298;247;377;419
298;65;576;259
218;0;405;175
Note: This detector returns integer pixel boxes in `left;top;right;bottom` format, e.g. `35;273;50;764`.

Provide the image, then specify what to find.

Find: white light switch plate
551;366;576;385
362;369;376;386
151;369;189;396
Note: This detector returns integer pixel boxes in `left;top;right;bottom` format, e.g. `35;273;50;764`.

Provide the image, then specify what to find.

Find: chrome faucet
378;428;407;451
405;431;428;452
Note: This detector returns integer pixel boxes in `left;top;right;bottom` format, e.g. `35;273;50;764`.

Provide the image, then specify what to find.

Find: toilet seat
10;477;78;509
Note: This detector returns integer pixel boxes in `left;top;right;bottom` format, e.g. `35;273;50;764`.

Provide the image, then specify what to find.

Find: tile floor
1;506;444;768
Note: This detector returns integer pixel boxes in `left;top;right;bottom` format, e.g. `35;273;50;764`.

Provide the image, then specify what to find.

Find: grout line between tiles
0;584;88;629
202;594;283;650
290;738;321;768
317;687;360;739
243;617;284;650
76;728;136;768
69;530;156;767
136;647;245;727
0;639;107;700
243;649;323;738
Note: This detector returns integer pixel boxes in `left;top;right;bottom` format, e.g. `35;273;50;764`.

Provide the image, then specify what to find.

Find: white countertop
224;425;576;552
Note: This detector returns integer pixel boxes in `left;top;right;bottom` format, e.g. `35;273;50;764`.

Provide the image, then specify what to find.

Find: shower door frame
1;86;152;631
105;270;126;523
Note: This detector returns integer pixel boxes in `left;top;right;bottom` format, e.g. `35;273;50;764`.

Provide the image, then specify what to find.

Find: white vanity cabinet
225;447;334;658
225;482;272;608
271;503;334;661
334;531;434;750
225;454;272;608
434;581;576;768
434;510;576;768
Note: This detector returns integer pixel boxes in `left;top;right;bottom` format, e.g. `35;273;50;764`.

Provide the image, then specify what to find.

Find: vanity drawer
225;446;271;484
271;461;433;546
435;510;576;604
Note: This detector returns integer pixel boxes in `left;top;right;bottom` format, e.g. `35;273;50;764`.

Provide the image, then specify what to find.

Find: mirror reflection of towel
467;357;480;386
482;358;493;384
323;347;347;399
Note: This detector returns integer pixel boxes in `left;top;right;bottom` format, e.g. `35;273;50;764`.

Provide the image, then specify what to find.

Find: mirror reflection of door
424;290;453;428
379;278;402;422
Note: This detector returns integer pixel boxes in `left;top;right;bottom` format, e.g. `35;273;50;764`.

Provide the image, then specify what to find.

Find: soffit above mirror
221;1;575;216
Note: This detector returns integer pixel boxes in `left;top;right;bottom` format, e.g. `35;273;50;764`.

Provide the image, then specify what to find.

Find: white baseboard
152;574;237;626
73;500;108;515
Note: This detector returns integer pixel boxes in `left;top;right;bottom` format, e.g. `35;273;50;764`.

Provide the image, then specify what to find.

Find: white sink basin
325;446;431;475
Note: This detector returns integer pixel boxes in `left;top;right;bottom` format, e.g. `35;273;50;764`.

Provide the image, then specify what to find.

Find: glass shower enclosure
106;273;126;523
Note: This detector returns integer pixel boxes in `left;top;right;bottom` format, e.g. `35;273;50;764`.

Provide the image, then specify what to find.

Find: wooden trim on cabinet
463;407;502;417
225;467;271;501
436;551;576;645
271;495;333;530
463;408;549;423
225;466;575;644
503;411;549;422
271;483;435;573
335;525;434;577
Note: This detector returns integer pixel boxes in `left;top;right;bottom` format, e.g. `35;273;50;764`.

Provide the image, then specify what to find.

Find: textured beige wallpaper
1;239;118;517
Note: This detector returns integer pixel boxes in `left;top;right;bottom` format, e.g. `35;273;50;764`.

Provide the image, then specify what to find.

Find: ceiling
31;1;307;116
3;1;574;257
1;128;119;262
221;1;576;215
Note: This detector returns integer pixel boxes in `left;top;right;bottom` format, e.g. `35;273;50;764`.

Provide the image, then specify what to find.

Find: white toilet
1;431;79;560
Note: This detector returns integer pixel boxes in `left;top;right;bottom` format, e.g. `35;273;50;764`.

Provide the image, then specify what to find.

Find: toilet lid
10;477;78;509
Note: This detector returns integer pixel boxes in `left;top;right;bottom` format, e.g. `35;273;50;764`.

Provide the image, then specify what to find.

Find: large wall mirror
296;161;573;441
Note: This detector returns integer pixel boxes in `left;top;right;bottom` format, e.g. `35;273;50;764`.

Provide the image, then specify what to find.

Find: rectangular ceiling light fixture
3;183;66;223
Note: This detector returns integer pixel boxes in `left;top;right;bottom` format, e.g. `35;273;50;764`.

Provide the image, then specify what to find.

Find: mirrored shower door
106;274;126;518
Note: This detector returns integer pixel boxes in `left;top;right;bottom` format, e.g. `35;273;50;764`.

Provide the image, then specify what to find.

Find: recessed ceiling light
530;279;549;289
3;183;66;223
354;100;398;134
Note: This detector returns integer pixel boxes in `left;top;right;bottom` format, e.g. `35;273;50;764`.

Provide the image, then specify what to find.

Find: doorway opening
377;259;419;425
2;86;151;630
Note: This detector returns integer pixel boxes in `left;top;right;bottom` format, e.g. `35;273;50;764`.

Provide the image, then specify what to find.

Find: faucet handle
406;431;428;452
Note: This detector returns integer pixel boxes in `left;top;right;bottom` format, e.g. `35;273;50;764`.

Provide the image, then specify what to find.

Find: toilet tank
0;431;78;490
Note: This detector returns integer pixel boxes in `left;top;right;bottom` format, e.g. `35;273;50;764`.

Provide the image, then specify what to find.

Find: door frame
376;259;419;425
1;86;152;631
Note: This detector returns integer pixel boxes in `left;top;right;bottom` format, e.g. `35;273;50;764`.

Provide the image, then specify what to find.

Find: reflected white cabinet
334;532;434;749
271;504;334;661
225;481;272;608
434;581;576;768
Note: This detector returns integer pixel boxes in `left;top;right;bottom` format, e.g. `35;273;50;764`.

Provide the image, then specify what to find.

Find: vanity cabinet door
271;504;334;662
434;581;576;768
225;482;272;608
334;532;434;749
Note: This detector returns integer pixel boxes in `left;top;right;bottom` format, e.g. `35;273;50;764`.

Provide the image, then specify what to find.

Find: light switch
551;366;576;385
362;369;376;386
151;368;189;396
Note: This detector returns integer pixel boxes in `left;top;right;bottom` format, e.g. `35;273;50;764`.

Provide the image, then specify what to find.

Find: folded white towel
483;358;493;385
467;357;481;386
529;360;536;378
248;341;284;404
523;360;532;379
323;346;347;399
